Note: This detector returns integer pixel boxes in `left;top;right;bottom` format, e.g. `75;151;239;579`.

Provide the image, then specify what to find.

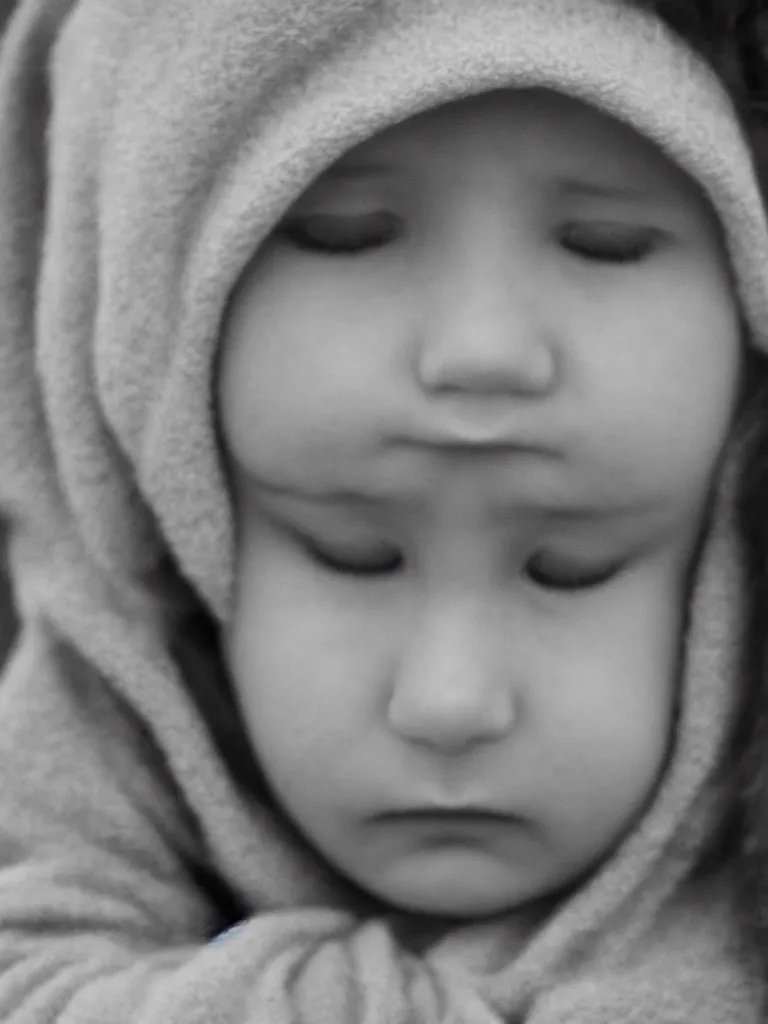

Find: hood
0;0;766;1005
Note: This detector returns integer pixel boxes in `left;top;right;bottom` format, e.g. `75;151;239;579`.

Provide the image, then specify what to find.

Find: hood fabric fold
0;0;768;1021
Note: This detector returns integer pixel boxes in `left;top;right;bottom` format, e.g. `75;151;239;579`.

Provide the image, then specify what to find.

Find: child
0;0;767;1020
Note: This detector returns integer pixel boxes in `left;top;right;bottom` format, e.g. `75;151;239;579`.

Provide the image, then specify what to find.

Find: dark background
1;0;20;669
0;529;13;670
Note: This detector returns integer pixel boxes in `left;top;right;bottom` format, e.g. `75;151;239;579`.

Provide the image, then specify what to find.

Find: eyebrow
314;161;399;186
308;166;669;222
552;176;662;203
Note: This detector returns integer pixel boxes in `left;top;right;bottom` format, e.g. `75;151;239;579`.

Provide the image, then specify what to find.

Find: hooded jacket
0;1;767;1021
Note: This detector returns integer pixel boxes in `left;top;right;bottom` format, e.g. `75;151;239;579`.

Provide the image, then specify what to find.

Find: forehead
319;87;706;205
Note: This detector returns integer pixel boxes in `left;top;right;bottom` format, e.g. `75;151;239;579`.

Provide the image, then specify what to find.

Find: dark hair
638;2;768;110
733;354;768;985
637;3;768;183
633;0;768;985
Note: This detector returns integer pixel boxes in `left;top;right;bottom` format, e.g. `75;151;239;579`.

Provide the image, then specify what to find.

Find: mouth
390;399;562;453
368;807;528;858
375;808;515;826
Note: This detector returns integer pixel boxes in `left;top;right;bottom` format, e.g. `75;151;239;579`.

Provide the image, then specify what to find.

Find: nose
414;231;557;401
387;599;516;754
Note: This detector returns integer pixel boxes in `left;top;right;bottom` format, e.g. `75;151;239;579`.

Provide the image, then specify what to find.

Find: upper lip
388;404;562;453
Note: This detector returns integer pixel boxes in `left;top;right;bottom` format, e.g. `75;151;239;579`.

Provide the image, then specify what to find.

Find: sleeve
0;626;500;1024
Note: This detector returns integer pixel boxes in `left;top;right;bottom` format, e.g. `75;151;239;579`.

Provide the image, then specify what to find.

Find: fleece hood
0;1;767;1022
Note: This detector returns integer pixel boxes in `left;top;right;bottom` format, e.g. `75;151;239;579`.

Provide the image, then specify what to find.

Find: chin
365;874;536;920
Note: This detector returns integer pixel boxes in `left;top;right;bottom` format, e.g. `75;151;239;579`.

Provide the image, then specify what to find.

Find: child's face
218;89;741;917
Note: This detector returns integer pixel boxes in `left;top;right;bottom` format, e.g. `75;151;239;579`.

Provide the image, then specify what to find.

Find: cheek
217;257;401;481
573;269;741;496
224;527;394;784
529;567;683;835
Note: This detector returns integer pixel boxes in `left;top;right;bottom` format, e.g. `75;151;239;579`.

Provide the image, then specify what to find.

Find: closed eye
560;223;661;265
279;212;401;255
304;538;404;577
525;551;621;592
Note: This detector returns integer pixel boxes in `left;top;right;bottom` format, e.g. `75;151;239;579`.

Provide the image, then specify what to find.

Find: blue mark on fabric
211;922;247;944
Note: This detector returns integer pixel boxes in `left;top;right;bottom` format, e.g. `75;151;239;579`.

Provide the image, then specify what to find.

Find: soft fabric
0;0;767;1021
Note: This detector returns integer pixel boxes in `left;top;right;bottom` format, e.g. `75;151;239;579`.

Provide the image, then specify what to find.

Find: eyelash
280;214;400;256
306;542;404;578
279;216;657;265
559;225;658;265
306;541;619;592
525;553;620;592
